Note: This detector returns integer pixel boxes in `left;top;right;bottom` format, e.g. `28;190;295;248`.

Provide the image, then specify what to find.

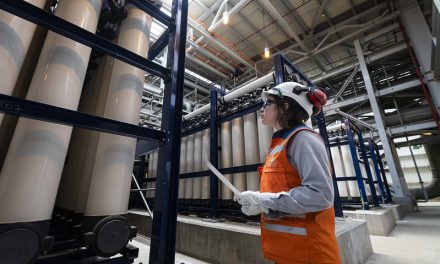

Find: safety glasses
262;99;276;109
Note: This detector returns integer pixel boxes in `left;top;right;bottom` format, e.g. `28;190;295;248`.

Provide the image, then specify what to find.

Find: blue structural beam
217;102;264;124
149;0;188;263
0;94;165;141
368;139;387;203
344;119;370;210
373;141;393;203
358;133;380;207
0;0;170;80
209;89;219;217
148;28;170;60
128;0;174;28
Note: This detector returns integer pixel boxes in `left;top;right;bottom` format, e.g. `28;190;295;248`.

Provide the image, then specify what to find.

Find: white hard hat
261;82;313;117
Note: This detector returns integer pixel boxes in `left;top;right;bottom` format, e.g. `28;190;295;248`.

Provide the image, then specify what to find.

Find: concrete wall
128;211;373;264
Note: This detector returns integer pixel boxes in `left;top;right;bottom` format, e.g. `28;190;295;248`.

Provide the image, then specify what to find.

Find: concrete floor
130;202;440;264
130;235;209;264
365;202;440;264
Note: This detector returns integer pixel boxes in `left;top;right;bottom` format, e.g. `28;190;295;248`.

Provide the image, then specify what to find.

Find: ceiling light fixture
223;0;229;25
262;9;270;58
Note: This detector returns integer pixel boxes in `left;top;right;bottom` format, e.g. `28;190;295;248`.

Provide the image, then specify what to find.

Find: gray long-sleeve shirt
261;130;335;215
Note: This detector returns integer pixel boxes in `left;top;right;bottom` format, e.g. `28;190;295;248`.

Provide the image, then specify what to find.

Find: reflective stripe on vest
264;223;307;236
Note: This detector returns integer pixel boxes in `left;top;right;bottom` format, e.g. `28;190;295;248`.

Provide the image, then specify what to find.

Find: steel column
398;0;440;111
149;0;188;263
354;39;410;198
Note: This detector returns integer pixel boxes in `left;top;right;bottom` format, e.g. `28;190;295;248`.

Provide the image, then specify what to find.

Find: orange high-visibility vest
260;126;341;264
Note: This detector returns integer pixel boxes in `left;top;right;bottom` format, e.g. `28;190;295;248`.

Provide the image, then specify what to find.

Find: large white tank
220;121;233;200
185;134;194;201
72;57;114;214
56;55;112;212
179;137;187;200
0;0;102;224
193;132;203;202
243;113;260;191
232;117;246;192
201;129;210;201
0;0;47;125
257;117;273;163
84;5;152;217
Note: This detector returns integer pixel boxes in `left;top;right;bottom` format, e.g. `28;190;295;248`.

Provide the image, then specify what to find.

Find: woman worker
234;82;341;264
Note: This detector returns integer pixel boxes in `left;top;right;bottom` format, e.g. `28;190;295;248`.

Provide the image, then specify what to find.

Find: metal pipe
186;54;229;79
312;43;406;82
187;38;234;71
295;11;399;64
182;71;274;120
409;141;440;199
131;173;153;220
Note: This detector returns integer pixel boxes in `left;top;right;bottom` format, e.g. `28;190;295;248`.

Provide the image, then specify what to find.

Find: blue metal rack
0;0;188;263
171;54;344;217
330;119;389;210
368;138;392;203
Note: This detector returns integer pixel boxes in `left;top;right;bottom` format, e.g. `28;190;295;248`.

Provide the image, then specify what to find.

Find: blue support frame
0;0;189;263
344;119;370;210
0;0;170;80
149;0;188;263
358;134;380;207
0;94;164;141
368;139;387;204
148;28;170;60
373;141;393;203
209;89;220;217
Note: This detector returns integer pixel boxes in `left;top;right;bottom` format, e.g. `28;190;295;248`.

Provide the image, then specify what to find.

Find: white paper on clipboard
206;161;240;196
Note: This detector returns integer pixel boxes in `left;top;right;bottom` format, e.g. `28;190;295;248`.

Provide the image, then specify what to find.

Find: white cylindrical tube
232;117;246;192
243;113;260;191
0;0;47;125
369;159;381;195
85;5;152;217
361;164;372;196
178;137;187;199
56;55;112;212
221;122;233;200
330;146;349;197
193;132;202;200
0;0;102;223
257;117;273;163
222;72;274;103
201;129;210;200
341;145;359;198
185;134;194;199
74;56;114;214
